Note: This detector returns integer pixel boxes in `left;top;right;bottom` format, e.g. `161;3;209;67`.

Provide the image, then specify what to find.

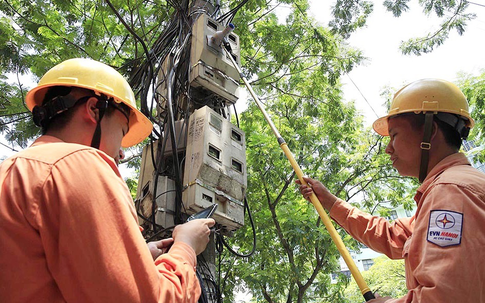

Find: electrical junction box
190;13;241;104
135;141;177;229
135;141;156;205
163;119;188;157
136;118;188;201
183;106;247;233
190;62;240;104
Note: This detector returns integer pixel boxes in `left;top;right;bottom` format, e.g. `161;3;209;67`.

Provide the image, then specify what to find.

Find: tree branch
4;0;90;57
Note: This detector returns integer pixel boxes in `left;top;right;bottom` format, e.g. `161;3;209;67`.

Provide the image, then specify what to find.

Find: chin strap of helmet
419;112;472;183
33;92;127;150
419;112;435;183
90;96;109;149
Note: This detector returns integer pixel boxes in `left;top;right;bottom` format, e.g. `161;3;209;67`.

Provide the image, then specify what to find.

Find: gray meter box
135;143;177;229
183;106;247;232
189;13;241;104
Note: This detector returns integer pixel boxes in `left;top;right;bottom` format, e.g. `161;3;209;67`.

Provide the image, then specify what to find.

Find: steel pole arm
224;46;375;301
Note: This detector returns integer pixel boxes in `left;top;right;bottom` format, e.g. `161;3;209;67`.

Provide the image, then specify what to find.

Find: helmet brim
372;116;389;136
120;103;153;148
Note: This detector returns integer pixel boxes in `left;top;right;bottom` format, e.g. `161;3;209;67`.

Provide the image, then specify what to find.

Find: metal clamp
420;142;431;150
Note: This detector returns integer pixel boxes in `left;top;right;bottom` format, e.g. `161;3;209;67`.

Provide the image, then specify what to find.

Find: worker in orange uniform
298;79;485;302
0;58;215;302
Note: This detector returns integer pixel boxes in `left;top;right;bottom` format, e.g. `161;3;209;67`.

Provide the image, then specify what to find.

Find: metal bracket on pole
223;45;375;301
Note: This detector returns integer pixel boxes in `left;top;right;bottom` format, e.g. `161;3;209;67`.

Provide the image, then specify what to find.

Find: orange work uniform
0;136;200;303
330;153;485;302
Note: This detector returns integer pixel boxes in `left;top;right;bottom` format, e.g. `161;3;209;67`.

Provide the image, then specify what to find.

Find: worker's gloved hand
147;238;174;260
296;177;338;211
368;293;393;302
172;218;216;255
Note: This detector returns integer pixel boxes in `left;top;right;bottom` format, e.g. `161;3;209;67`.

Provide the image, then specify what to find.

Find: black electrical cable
149;136;158;173
217;251;223;303
166;61;185;225
217;197;257;258
126;11;183;126
151;135;170;231
148;63;163;125
216;0;250;24
197;252;221;302
233;104;240;127
105;0;156;120
201;277;220;302
145;225;175;242
155;189;177;200
217;252;237;301
210;4;221;18
196;270;209;303
104;3;255;300
148;103;182;233
135;198;164;230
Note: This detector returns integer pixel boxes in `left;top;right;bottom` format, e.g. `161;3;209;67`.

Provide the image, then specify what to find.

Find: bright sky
308;0;485;125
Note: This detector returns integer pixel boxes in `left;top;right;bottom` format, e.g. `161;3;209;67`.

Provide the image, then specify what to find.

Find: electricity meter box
190;13;241;104
136;141;178;229
183;106;247;232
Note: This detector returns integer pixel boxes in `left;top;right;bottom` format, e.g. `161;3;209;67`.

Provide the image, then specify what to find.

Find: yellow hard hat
373;78;474;136
25;58;153;147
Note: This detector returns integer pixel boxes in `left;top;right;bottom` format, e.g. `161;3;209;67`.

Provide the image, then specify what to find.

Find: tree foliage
215;5;417;302
0;0;173;151
457;71;485;162
219;82;415;302
330;0;373;39
343;256;407;302
0;0;479;148
329;0;476;55
397;0;474;56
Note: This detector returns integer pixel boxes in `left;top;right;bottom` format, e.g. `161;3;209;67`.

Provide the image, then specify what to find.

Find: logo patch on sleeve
427;210;463;247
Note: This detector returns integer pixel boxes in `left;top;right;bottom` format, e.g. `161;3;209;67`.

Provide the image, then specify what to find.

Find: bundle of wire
107;1;255;301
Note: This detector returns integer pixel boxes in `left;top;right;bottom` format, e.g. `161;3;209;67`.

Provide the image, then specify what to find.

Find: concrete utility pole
135;1;247;301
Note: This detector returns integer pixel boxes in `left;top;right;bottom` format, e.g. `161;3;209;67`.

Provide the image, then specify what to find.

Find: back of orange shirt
0;136;200;303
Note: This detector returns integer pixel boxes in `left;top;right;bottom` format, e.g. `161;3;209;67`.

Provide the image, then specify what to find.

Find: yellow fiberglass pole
224;46;375;301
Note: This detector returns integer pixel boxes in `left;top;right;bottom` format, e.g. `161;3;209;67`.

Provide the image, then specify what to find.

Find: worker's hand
147;238;174;260
172;218;215;255
368;293;393;302
296;177;338;211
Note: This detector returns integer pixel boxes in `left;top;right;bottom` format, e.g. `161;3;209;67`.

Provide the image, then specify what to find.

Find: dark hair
41;86;117;134
395;113;463;150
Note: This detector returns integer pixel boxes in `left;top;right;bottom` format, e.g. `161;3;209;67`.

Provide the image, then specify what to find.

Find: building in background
463;140;485;173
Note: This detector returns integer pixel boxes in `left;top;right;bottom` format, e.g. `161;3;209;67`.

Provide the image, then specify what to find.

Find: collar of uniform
31;135;65;147
414;152;471;203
